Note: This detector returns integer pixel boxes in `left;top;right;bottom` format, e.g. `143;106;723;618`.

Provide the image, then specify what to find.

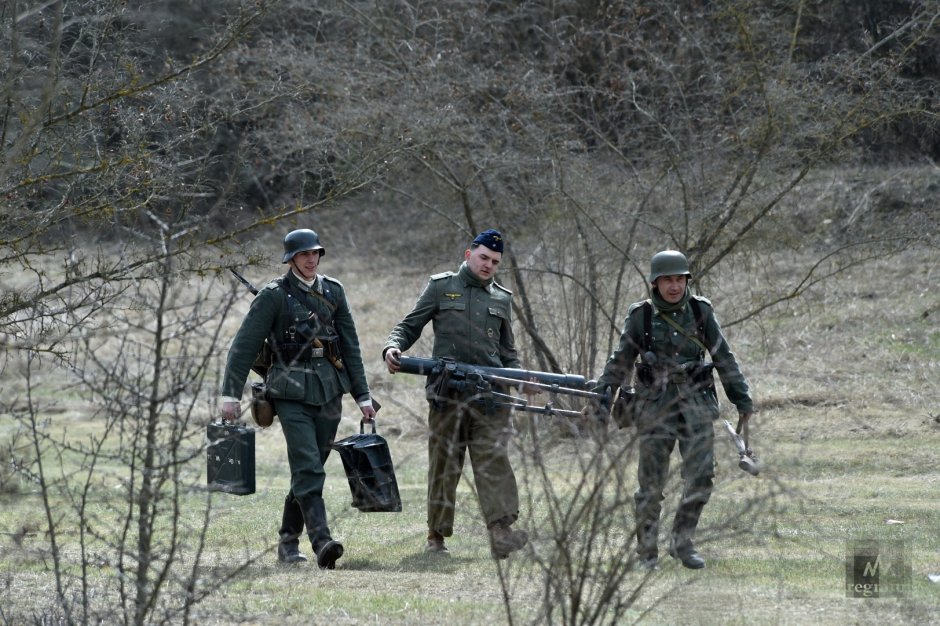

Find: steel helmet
648;250;691;283
281;229;325;263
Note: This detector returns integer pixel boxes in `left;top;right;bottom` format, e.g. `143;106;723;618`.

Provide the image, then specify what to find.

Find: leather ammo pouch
250;381;276;428
635;363;654;386
250;339;273;379
321;333;344;368
254;339;273;371
611;386;637;429
688;361;715;389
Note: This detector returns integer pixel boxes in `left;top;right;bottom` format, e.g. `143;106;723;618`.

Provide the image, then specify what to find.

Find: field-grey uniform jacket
596;294;752;421
222;271;371;406
384;262;520;370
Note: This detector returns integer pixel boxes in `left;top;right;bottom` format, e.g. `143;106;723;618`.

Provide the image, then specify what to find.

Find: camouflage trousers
633;394;715;556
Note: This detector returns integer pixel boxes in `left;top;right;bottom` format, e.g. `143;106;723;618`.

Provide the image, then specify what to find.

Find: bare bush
1;1;938;624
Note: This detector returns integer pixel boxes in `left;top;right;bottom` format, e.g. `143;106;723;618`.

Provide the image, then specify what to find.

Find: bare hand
581;402;609;423
360;403;376;422
221;401;241;422
384;348;402;374
520;377;542;397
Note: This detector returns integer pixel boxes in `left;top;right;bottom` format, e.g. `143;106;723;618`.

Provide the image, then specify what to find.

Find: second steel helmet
281;229;325;263
648;250;691;283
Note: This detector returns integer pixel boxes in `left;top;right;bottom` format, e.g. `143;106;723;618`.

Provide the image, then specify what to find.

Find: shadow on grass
338;552;473;573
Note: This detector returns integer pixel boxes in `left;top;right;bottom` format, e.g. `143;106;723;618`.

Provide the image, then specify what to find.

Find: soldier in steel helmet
382;229;530;559
220;228;376;569
593;250;754;570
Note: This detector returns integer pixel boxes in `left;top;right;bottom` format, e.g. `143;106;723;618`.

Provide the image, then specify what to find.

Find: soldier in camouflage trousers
594;250;754;570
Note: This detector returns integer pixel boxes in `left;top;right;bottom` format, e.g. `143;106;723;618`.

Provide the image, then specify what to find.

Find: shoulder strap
311;288;337;313
640;301;653;353
273;277;294;331
274;276;294;304
689;298;706;343
651;299;709;357
319;276;341;308
279;276;335;318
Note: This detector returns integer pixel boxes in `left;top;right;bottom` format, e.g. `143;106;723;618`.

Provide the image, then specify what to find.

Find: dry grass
0;226;938;624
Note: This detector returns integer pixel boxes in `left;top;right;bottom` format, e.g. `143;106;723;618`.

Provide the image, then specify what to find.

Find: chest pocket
485;306;508;339
652;315;700;360
435;300;466;336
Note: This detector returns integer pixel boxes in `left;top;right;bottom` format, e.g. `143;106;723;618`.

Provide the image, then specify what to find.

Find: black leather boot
277;494;308;564
299;495;344;569
669;498;707;570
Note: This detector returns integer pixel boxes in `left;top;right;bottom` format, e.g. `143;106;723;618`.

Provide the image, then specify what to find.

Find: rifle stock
230;268;259;296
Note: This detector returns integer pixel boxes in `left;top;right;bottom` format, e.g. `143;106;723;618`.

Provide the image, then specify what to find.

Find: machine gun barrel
397;355;609;420
398;355;590;390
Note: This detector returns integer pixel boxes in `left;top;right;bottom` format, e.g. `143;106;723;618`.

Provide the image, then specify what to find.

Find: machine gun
397;355;608;419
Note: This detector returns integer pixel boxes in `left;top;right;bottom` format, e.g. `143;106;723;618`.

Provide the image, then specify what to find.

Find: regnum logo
845;539;912;598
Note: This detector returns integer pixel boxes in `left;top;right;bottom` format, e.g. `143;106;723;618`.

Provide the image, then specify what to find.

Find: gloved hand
582;384;612;423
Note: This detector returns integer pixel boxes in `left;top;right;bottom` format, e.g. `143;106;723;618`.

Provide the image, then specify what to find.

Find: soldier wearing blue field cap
383;229;529;559
471;228;504;252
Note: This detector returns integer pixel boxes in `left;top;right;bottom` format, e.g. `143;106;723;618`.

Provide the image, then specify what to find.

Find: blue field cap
471;229;504;253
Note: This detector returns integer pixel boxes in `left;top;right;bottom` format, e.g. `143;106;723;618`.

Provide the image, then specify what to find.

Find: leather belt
668;371;691;384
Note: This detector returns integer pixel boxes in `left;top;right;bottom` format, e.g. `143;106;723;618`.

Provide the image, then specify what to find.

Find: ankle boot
277;494;308;564
668;541;705;569
425;530;449;555
299;495;344;569
670;498;707;570
488;519;528;560
635;516;659;569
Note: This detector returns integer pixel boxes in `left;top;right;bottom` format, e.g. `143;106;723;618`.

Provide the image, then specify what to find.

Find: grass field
1;243;937;625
